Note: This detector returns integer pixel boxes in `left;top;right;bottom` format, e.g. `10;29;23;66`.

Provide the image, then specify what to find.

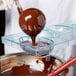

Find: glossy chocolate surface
1;57;55;76
1;57;68;76
19;8;46;45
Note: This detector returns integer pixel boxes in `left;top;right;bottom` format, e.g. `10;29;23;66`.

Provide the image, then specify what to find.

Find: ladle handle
14;0;23;14
48;56;76;76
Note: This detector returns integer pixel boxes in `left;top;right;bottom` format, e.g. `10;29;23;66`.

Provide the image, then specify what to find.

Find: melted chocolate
15;0;46;45
1;57;54;76
19;8;46;45
1;57;68;76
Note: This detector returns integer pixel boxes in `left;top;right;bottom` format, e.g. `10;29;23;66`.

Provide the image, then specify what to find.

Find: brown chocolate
1;57;55;76
19;8;46;45
1;57;68;76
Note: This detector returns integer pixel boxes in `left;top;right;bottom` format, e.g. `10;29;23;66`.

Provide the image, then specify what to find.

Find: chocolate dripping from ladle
14;0;46;46
14;0;37;46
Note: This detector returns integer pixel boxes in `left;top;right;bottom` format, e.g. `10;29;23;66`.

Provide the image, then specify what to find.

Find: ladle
14;0;46;46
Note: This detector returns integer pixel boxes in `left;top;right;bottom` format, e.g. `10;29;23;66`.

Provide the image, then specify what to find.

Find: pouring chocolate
14;0;46;46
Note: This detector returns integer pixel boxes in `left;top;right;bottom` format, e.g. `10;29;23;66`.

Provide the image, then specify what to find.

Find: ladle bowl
19;8;46;37
14;0;46;45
